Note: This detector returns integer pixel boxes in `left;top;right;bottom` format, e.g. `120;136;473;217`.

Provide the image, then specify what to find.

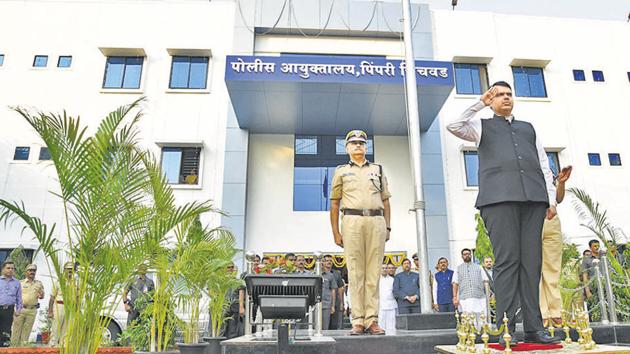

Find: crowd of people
0;238;611;347
233;241;607;338
233;250;495;336
0;261;70;347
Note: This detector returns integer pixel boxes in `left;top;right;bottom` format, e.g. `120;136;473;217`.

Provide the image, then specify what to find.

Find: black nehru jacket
475;115;549;208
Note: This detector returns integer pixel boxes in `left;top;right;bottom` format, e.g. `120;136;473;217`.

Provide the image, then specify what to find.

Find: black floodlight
245;274;322;320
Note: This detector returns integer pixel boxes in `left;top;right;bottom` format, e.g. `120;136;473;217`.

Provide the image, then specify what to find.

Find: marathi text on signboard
225;55;453;86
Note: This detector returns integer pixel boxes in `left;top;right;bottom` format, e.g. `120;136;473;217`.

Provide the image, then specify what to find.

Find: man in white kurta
378;264;397;335
452;248;488;329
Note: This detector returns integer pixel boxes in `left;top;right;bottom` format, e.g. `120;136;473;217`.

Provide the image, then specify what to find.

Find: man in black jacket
447;81;560;345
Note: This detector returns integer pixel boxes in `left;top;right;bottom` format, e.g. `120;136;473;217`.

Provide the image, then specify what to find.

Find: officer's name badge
341;173;356;177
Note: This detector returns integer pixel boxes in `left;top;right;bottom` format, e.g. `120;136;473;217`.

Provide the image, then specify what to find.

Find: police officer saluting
330;130;391;335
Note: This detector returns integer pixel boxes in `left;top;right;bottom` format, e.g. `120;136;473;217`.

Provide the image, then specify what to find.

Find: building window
512;66;547;97
0;54;4;66
13;147;30;161
608;153;622;166
592;70;605;82
463;151;479;187
294;167;336;211
335;137;374;155
160;147;201;185
294;135;374;211
295;136;318;155
572;70;585;81
454;63;489;95
0;248;34;265
546;151;560;177
169;56;209;89
57;56;72;68
463;151;559;186
588;153;601;166
33;55;48;67
102;56;143;89
39;147;52;160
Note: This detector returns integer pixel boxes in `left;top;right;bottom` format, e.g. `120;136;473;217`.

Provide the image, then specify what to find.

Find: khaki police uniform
330;160;391;328
11;278;43;345
49;282;66;347
539;215;563;320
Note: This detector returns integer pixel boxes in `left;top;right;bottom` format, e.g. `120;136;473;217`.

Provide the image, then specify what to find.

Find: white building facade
1;0;629;306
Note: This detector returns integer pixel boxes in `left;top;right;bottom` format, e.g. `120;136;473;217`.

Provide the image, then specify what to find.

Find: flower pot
97;348;133;354
202;337;225;354
41;331;50;344
0;349;59;354
176;343;209;354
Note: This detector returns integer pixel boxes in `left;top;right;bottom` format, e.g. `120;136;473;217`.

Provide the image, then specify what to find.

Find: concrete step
396;312;457;330
221;323;630;354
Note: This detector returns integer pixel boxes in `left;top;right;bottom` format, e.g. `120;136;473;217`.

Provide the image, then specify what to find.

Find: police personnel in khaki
11;264;44;346
330;130;391;335
48;262;74;347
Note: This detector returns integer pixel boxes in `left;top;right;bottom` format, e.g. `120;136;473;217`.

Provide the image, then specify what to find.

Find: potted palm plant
204;244;243;354
0;99;214;354
173;217;238;354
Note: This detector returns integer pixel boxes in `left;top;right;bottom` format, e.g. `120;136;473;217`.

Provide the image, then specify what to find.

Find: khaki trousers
342;215;386;327
49;303;66;347
11;307;37;346
540;215;563;319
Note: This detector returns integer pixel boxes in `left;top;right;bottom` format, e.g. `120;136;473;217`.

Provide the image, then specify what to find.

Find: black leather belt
343;209;384;216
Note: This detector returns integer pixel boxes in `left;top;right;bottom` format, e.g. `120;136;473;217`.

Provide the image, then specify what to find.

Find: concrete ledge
396;312;457;330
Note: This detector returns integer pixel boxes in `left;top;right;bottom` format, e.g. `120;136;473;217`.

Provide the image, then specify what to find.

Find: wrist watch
386;227;392;232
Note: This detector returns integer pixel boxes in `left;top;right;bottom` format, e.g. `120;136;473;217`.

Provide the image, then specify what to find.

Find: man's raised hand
557;165;573;184
480;86;498;106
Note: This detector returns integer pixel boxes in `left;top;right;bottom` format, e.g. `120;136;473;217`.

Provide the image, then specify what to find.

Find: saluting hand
480;87;498;106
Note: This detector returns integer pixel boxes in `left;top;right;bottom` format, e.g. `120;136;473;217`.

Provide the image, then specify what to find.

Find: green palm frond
568;187;630;310
1;99;222;354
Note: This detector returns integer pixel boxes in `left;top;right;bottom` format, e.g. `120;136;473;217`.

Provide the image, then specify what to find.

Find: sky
374;0;630;22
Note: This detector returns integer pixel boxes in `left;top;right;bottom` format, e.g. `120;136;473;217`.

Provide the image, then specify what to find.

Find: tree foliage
0;99;223;353
474;213;494;263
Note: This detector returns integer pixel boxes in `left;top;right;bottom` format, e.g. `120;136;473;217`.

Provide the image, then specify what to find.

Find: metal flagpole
401;0;432;313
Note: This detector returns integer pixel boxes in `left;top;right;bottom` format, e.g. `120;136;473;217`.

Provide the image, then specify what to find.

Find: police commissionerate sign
225;55;454;86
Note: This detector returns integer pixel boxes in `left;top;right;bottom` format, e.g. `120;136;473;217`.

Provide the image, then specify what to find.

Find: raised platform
221;323;630;354
435;343;630;354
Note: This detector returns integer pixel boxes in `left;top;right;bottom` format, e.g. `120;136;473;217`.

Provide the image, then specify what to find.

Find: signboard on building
225;55;453;86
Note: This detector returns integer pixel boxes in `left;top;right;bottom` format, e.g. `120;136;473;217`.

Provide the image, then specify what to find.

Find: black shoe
523;330;562;344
